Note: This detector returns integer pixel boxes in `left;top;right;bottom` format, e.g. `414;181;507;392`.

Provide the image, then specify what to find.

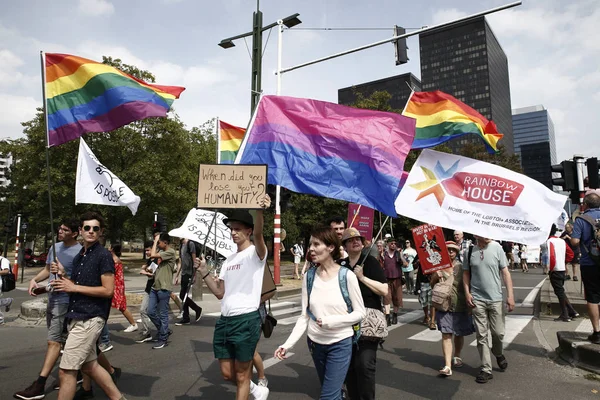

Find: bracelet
202;272;210;280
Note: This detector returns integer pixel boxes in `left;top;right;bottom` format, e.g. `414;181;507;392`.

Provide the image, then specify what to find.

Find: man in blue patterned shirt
51;211;126;400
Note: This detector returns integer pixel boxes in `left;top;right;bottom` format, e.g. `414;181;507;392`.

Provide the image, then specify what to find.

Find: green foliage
0;57;216;244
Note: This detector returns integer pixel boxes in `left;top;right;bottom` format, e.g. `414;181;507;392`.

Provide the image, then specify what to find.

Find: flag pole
40;51;57;276
272;19;285;286
349;204;362;228
215;116;220;164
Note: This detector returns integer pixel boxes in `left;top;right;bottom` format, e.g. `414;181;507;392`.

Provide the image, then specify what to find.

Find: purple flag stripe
248;123;406;181
48;101;168;146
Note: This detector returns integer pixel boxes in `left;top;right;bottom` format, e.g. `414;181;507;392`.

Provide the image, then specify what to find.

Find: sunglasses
83;225;101;232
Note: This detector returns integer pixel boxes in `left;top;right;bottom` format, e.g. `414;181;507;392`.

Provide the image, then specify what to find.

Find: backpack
577;214;600;266
306;266;361;345
1;258;15;292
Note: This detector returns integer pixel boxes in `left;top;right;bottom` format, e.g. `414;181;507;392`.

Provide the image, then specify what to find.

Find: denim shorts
47;302;69;343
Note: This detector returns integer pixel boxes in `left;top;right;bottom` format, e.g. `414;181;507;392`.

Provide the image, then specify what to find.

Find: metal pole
20;230;27;283
279;1;521;75
13;213;21;280
272;20;285;285
250;6;264;113
575;155;585;211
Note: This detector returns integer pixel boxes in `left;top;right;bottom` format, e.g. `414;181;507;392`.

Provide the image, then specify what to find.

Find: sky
1;0;599;162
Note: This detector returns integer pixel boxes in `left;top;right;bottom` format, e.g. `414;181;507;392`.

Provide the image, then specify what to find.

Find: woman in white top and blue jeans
275;225;365;400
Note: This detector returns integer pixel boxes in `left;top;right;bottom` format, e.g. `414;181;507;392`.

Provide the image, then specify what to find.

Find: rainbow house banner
218;120;246;164
402;90;503;154
235;95;416;216
44;53;185;147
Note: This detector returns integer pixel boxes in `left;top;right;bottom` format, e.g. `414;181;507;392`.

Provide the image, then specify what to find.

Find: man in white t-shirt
0;248;14;325
195;195;271;400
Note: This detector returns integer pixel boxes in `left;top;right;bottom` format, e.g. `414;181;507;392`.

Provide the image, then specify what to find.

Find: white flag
395;149;567;246
169;208;235;257
75;138;141;215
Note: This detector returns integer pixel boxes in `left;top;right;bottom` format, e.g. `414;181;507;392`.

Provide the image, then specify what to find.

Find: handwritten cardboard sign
411;223;452;274
197;164;267;209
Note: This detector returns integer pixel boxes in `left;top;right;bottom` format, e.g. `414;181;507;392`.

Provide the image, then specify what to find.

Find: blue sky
1;0;598;161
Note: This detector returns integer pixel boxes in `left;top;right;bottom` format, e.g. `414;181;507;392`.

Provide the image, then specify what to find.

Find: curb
276;287;302;299
556;331;600;374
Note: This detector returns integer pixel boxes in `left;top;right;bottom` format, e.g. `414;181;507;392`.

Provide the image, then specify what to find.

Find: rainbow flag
236;95;416;216
218;120;246;164
44;53;185;147
402;90;503;154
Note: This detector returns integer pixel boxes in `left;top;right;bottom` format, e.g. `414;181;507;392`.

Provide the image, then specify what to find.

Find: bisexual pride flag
235;95;416;216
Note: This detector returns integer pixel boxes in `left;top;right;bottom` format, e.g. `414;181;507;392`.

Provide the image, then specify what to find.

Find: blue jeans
99;322;110;345
148;289;171;342
308;336;353;400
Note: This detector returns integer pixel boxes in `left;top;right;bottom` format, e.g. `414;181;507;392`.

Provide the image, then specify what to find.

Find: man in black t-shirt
340;227;388;400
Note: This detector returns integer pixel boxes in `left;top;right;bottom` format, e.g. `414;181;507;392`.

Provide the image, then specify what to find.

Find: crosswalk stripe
520;278;546;307
408;328;442;342
468;315;533;348
576;319;592;333
204;301;297;317
388;310;424;332
407;315;533;348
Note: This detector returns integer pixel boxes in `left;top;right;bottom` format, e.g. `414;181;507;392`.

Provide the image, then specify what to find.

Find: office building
512;105;557;189
419;16;513;154
0;153;12;187
338;73;421;110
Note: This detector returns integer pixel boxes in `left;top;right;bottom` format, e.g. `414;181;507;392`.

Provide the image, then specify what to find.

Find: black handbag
261;300;278;338
1;270;16;292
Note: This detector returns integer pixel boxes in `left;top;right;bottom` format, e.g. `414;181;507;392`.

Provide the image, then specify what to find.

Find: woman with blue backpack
275;225;365;400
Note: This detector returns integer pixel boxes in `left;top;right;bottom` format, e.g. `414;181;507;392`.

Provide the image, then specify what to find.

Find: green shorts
213;310;261;362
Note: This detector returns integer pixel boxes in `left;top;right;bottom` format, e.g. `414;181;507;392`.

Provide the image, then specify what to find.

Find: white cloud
78;0;115;16
0;94;39;137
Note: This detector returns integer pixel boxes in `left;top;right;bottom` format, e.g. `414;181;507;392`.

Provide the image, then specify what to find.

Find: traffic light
158;215;167;233
587;157;599;189
551;160;577;191
394;25;408;65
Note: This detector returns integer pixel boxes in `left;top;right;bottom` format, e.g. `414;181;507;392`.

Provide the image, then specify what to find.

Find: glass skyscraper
419;16;513;154
338;73;421;110
512;105;557;189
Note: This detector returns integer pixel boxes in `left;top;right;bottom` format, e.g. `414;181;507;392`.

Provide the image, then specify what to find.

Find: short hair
61;218;80;233
159;233;170;243
310;225;341;260
454;231;463;236
144;240;153;248
326;217;345;227
550;224;558;237
80;211;105;229
112;243;122;257
584;193;600;209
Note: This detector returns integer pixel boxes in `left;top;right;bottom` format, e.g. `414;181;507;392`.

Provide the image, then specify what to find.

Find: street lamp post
219;4;301;285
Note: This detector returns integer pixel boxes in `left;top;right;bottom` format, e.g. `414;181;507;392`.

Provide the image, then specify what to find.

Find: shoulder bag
431;270;454;312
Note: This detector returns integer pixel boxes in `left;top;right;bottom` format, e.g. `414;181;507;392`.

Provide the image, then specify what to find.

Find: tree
0;57;216;245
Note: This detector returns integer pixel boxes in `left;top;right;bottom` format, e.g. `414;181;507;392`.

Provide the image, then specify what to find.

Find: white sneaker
176;312;184;319
124;324;139;333
258;377;269;387
136;319;142;323
253;385;269;400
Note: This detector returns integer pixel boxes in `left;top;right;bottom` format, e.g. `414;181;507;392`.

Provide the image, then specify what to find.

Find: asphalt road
2;268;599;399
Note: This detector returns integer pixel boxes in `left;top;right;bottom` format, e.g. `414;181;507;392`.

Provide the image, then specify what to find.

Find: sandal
452;357;464;368
423;317;430;326
429;321;437;330
438;366;452;377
